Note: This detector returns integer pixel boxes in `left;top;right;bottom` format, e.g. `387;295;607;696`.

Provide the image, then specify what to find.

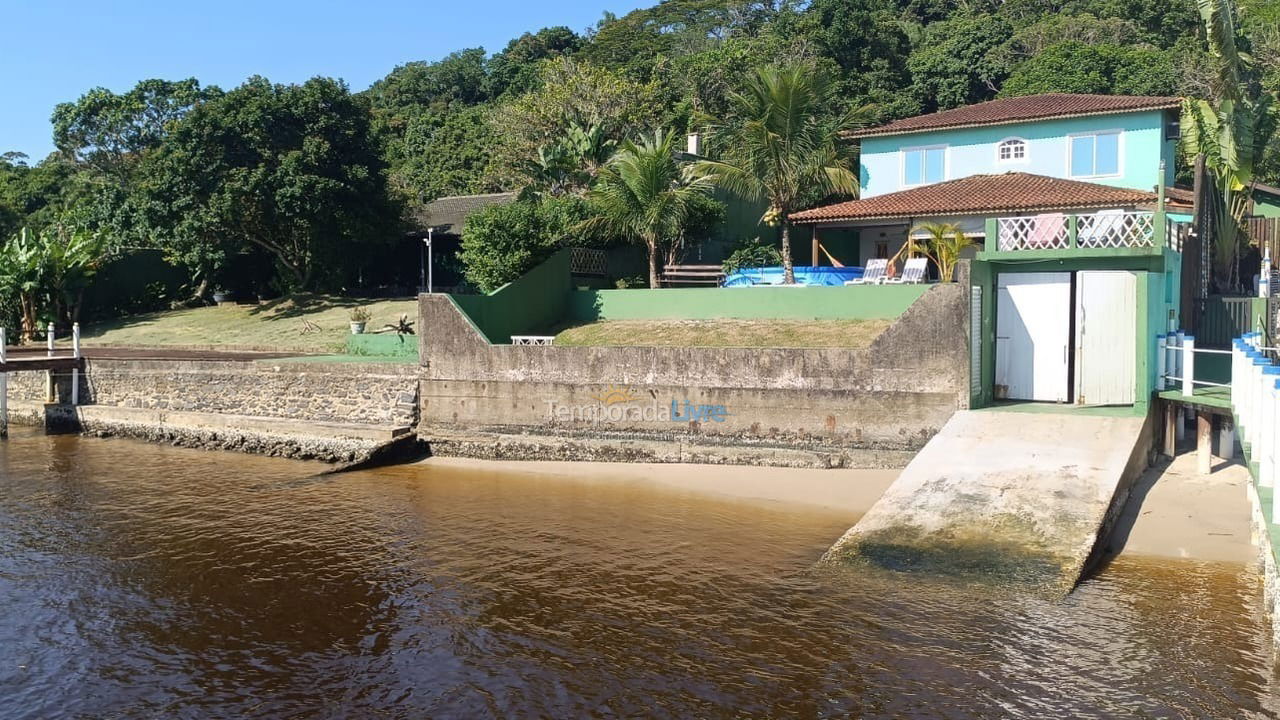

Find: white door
1075;270;1137;405
995;272;1071;402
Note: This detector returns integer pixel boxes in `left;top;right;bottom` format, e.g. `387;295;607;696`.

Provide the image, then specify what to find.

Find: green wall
1254;187;1280;219
346;333;418;358
568;284;932;322
449;249;573;343
971;249;1179;413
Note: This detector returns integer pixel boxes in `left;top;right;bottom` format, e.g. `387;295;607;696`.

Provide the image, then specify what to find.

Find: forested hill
1;0;1276;303
364;0;1278;204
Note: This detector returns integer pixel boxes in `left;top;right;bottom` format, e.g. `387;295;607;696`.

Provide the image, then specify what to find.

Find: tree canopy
3;0;1277;305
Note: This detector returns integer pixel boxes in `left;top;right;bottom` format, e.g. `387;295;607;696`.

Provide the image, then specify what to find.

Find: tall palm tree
692;62;870;284
581;129;714;288
1181;0;1278;291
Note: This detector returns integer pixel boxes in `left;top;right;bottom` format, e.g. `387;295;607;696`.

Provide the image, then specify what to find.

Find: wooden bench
661;264;724;286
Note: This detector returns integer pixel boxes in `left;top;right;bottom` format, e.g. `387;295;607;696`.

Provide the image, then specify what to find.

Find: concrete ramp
821;410;1150;591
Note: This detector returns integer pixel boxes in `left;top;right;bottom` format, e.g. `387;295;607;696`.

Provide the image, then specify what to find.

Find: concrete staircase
821;409;1152;591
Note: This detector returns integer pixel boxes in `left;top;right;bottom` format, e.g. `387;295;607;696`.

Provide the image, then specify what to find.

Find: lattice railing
996;211;1165;252
997;216;1068;251
1077;211;1155;249
570;247;608;276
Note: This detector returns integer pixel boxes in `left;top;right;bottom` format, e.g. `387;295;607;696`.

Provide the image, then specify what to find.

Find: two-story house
792;93;1189;265
791;94;1194;409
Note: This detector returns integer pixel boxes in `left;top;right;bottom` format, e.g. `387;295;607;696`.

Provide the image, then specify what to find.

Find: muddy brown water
1;429;1277;719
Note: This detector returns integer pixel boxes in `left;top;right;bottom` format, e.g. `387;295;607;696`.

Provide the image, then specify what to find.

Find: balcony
978;210;1179;261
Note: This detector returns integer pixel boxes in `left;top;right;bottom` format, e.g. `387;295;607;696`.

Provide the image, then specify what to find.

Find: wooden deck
1157;387;1232;413
0;356;83;373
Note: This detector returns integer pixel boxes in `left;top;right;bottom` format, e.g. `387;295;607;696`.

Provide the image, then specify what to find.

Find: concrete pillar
1182;335;1196;397
1197;411;1213;476
44;323;54;403
0;328;6;438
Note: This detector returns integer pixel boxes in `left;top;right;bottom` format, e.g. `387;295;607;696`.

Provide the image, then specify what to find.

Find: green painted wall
346;333;418;358
568;284;932;322
1254;187;1280;218
970;248;1180;413
449;249;573;343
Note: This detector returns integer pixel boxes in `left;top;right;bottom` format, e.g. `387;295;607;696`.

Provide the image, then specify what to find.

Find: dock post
70;323;80;406
1182;335;1195;397
44;322;54;403
1263;369;1280;488
1197;410;1213;475
1251;357;1268;451
1;328;7;438
1272;379;1280;523
1156;334;1167;390
1174;331;1185;388
1163;400;1177;457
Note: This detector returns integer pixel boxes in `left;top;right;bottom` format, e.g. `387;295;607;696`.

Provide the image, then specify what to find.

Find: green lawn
553;318;892;348
80;296;418;353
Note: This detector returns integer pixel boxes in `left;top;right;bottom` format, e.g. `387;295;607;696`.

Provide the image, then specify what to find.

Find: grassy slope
80;296;418;352
553;318;892;348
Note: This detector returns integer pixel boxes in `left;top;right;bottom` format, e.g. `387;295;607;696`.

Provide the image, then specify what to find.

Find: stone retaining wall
418;282;971;467
4;358;419;462
7;359;418;427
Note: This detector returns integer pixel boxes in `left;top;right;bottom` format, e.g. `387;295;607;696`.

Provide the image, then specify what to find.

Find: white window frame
995;137;1029;164
901;144;948;187
1067;129;1123;179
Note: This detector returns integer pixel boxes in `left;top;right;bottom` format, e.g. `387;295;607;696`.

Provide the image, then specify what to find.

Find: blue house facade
859;110;1178;199
793;94;1187;267
792;94;1193;410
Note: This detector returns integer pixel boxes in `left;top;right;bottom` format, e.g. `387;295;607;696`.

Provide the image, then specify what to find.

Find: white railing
1232;334;1280;504
996;211;1161;252
1158;332;1232;396
1226;333;1280;526
0;323;82;436
1077;211;1155;249
997;215;1068;251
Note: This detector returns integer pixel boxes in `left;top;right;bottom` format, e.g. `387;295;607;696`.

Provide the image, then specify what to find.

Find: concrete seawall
5;358;418;462
418;283;971;468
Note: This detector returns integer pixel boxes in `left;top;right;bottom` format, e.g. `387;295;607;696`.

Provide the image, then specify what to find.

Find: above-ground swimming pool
722;265;864;287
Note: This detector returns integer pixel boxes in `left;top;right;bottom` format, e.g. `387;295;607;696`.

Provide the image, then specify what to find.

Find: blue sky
0;0;648;161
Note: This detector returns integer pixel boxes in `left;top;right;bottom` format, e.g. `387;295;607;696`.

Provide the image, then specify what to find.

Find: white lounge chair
885;257;928;284
846;258;888;285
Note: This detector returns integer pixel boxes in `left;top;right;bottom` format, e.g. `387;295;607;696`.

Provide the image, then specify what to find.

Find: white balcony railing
996;211;1162;252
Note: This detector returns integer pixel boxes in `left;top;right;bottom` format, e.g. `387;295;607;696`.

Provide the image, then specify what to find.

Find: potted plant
349;306;372;334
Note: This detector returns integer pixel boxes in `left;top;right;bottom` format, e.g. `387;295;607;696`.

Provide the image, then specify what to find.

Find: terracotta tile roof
1163;186;1196;207
790;173;1173;224
419;192;517;235
846;94;1181;139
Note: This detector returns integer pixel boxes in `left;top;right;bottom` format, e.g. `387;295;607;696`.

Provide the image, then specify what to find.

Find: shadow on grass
245;293;363;320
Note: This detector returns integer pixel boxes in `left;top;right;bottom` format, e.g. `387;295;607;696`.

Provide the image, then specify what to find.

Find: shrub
458;195;598;293
722;237;782;274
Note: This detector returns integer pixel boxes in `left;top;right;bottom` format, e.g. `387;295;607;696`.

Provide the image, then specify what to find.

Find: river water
1;429;1277;719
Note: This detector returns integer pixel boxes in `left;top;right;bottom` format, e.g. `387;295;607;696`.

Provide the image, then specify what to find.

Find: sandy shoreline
417;456;900;514
416;453;1256;564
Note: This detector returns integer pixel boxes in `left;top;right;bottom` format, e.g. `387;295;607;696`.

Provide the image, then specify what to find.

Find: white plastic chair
885;257;928;284
847;258;888;285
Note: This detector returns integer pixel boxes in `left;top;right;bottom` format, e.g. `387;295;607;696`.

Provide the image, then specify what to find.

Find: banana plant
1181;0;1280;291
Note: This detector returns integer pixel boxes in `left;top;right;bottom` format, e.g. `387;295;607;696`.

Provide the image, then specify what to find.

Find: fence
1231;333;1280;523
1247;217;1280;260
1194;296;1257;348
995;211;1163;252
0;323;82;435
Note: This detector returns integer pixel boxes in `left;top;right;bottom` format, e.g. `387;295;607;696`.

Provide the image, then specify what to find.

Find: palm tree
1181;0;1278;291
581;129;714;288
692;62;870;284
908;222;973;283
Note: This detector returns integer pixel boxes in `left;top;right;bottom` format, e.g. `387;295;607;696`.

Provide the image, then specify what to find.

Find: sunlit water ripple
0;429;1277;718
